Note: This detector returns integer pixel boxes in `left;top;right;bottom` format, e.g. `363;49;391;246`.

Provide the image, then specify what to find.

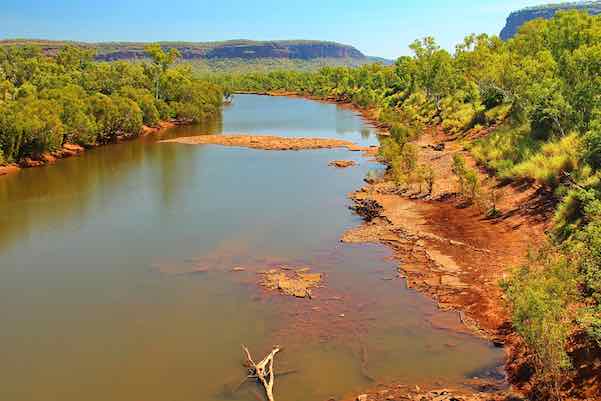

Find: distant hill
0;39;369;61
500;1;601;40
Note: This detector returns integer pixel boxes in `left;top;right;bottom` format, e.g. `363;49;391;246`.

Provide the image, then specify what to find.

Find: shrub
89;94;143;143
553;188;600;241
118;86;160;126
2;98;65;158
529;90;571;140
484;103;512;124
441;102;480;134
573;215;601;303
452;154;467;193
502;248;577;400
481;85;505;109
390;143;418;186
452;154;481;201
486;186;503;218
583;120;601;169
39;85;97;145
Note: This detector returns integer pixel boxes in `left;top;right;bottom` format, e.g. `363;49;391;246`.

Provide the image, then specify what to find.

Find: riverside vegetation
0;43;222;166
213;10;601;400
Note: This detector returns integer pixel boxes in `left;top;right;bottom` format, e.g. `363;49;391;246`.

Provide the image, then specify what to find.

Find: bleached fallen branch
242;345;281;401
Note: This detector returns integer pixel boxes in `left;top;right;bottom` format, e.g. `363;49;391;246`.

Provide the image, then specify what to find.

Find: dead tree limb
242;345;281;401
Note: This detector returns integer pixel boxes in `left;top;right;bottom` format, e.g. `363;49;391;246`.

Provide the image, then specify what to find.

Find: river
0;94;503;401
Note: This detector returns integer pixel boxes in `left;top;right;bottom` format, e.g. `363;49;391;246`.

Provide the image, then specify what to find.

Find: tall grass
469;123;538;178
511;132;581;187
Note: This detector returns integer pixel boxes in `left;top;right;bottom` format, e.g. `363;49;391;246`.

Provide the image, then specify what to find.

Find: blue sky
1;0;563;59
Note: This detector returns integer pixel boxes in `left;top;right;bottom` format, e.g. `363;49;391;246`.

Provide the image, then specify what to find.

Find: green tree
144;44;181;99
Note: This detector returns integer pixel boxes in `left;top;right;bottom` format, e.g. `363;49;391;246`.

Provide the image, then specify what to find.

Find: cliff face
200;42;364;60
0;39;366;61
500;1;601;40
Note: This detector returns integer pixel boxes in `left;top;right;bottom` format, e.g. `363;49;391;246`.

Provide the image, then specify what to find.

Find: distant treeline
0;44;222;163
214;10;601;398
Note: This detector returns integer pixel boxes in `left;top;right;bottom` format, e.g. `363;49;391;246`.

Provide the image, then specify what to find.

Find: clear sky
1;0;565;59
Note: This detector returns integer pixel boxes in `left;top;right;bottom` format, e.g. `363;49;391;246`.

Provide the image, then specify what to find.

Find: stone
329;160;357;168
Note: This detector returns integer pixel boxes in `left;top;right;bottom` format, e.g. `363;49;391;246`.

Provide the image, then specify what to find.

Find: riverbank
168;92;549;399
0;120;182;179
331;103;600;400
341;129;551;399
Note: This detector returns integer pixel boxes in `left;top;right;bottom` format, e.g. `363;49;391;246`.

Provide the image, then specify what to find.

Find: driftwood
242;345;281;401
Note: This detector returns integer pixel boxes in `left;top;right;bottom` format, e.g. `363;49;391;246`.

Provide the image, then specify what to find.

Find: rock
357;395;368;401
19;157;44;168
501;2;601;40
329;160;356;168
91;41;366;62
260;269;323;298
350;199;383;221
231;267;245;272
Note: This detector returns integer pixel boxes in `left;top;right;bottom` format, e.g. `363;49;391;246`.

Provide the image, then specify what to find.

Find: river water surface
0;95;503;401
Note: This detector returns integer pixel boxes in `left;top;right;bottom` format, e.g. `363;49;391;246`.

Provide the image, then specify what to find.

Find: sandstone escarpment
500;1;601;40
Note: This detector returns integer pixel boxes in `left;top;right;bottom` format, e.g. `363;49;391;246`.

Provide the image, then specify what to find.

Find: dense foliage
215;10;601;395
0;44;222;163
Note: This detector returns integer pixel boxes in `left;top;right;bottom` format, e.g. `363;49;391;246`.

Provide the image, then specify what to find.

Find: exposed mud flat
344;384;513;401
160;134;379;154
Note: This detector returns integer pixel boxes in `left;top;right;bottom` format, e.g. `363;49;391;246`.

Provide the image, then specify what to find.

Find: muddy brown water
0;95;503;401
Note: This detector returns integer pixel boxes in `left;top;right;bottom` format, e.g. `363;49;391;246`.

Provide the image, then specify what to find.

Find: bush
118;86;160;126
390;143;418;186
573;215;601;303
481;85;505;109
484;103;512;124
583;120;601;169
39;85;97;145
502;248;577;400
0;98;65;159
529;90;571;140
452;154;480;200
89;94;143;143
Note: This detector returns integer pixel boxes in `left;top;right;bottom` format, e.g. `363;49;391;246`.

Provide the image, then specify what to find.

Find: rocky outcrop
0;39;366;61
202;41;364;60
500;1;601;40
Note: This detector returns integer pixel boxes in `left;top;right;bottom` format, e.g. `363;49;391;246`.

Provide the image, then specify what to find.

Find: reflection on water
0;95;502;401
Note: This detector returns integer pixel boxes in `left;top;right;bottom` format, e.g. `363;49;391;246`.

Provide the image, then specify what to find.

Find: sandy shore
160;134;379;155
